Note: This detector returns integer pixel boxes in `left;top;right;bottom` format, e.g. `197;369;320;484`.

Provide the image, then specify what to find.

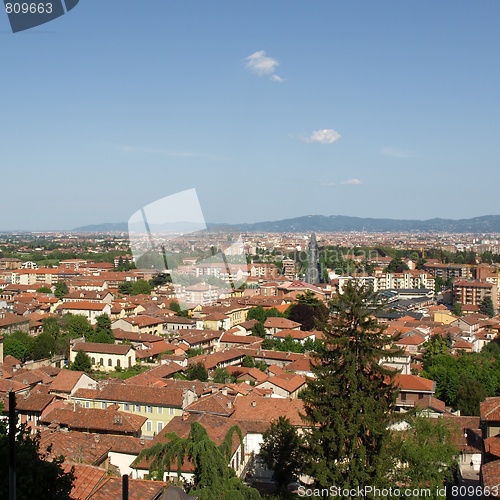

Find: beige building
72;382;197;438
70;342;136;371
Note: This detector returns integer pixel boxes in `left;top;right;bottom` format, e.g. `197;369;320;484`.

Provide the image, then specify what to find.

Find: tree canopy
186;362;208;382
480;295;495;317
259;416;303;492
387;412;459;497
301;280;399;490
0;420;75;499
71;350;92;373
135;421;261;499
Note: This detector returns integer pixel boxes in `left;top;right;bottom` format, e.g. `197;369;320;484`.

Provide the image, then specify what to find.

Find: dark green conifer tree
301;280;399;493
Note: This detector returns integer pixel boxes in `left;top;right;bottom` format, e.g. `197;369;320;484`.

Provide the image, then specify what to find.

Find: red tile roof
394;374;435;392
73;381;186;408
62;463;107;499
89;477;167;500
185;392;236;416
72;342;134;355
259;373;307;394
41;404;146;435
264;317;301;329
481;460;500;491
58;301;109;311
485;437;500;458
481;397;500;421
40;429;111;466
230;396;305;432
49;370;92;394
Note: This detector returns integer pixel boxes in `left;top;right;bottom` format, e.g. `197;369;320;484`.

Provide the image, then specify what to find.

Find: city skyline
1;1;500;230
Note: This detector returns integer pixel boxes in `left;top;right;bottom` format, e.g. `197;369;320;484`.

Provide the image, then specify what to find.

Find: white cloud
321;178;361;187
380;147;415;158
306;129;341;144
245;50;284;82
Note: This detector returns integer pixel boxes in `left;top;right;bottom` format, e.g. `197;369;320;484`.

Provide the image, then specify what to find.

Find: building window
99;358;104;366
116;359;121;368
169;408;175;415
108;359;112;367
146;421;152;432
157;422;163;433
134;404;141;412
85;401;90;408
91;357;95;365
101;402;107;409
158;407;163;415
124;404;130;411
146;406;153;413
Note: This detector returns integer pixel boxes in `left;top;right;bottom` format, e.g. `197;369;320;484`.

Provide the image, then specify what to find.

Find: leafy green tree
296;290;322;307
241;355;255;368
31;332;56;360
169;300;190;318
422;353;460;406
42;317;60;339
131;279;152;296
289;291;329;330
36;286;52;294
422;335;449;363
259;416;303;492
186;362;208;382
246;306;267;324
386;257;409;273
213;367;231;384
0;421;75;499
480;296;495;317
71;350;92;373
455;374;488;416
452;302;463;317
82;315;112;343
61;314;93;339
53;281;69;299
149;273;171;287
86;314;114;344
187;347;205;358
255;360;268;372
434;276;444;294
265;307;283;318
136;422;261;499
261;339;275;350
118;281;133;295
422;350;497;414
251;322;266;338
4;330;34;362
301;280;399;491
388;412;458;498
482;340;500;357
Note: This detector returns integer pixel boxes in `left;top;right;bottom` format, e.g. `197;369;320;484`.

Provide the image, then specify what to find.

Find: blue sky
1;0;500;230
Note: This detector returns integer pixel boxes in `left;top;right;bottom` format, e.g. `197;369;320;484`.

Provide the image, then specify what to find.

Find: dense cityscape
2;227;500;498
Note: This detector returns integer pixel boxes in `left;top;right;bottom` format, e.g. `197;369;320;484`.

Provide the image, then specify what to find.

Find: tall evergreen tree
301;280;400;492
480;295;495;318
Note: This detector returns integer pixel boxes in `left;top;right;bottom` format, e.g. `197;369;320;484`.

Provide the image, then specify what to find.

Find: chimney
251;401;256;407
227;401;232;409
182;412;189;421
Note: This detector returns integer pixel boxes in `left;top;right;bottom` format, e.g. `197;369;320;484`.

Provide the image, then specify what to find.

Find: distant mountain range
73;215;500;233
